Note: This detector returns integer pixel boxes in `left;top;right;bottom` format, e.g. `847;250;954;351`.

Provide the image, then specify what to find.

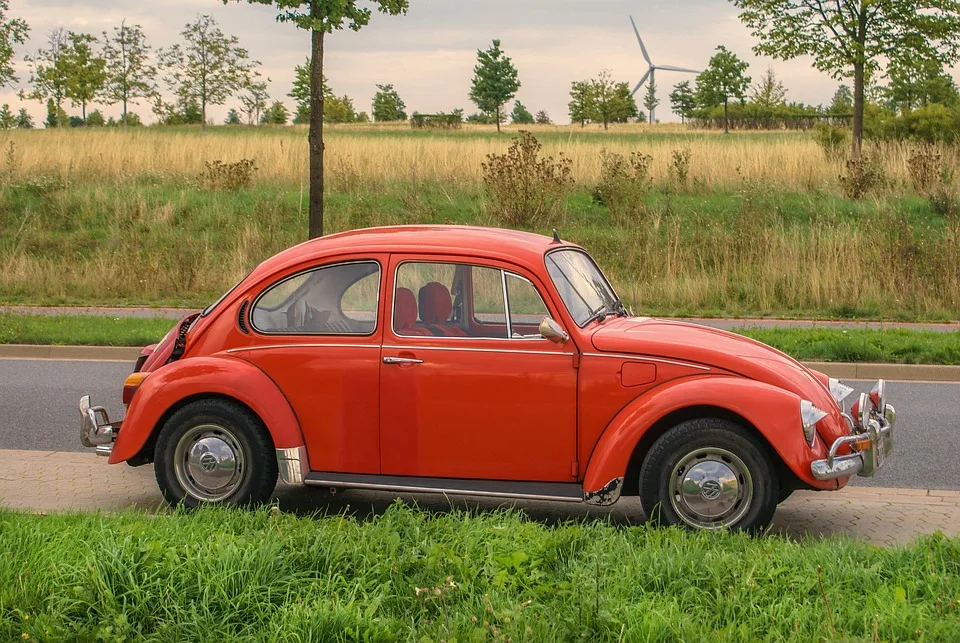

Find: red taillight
122;372;149;405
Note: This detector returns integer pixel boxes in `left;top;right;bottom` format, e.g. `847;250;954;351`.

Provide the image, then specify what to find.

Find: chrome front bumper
79;395;119;457
811;396;896;481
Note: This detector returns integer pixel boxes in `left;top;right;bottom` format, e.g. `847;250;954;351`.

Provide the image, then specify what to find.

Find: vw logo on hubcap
199;452;219;472
700;478;723;501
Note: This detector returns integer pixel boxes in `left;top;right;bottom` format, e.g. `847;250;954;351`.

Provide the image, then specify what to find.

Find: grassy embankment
0;125;958;320
2;505;958;640
1;313;958;364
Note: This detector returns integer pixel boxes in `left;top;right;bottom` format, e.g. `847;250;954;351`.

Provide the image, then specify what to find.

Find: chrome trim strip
581;352;711;371
227;344;380;354
500;269;513;340
95;445;113;457
304;478;584;503
276;446;308;486
382;344;568;357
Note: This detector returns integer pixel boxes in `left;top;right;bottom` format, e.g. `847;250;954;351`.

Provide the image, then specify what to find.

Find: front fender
108;355;304;465
582;375;835;494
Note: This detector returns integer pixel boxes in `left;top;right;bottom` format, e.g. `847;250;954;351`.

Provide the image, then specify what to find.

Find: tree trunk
723;98;729;134
496;105;501;133
81;100;87;125
308;24;325;239
201;97;207;132
852;61;865;160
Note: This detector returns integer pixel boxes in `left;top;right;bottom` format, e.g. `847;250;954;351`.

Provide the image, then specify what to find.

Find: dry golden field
1;123;950;192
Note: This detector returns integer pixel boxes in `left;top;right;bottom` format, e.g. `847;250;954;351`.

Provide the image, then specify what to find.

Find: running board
303;472;584;503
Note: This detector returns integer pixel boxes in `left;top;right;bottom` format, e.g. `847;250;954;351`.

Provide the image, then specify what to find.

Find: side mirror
539;317;569;344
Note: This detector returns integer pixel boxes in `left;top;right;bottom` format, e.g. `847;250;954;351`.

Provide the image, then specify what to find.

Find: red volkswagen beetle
80;226;895;531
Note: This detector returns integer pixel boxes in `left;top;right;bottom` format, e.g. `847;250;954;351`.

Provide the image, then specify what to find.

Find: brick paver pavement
2;449;957;546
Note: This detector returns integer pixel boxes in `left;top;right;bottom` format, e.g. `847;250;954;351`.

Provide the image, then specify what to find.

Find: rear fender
582;375;835;494
108;355;304;465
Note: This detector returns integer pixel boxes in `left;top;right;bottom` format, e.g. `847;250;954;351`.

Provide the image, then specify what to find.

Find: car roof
250;225;579;282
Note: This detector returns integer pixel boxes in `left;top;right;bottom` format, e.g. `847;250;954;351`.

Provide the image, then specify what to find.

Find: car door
379;255;579;482
235;256;386;474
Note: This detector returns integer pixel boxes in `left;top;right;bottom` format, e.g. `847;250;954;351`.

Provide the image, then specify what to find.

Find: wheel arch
109;355;305;466
619;404;800;497
581;376;831;495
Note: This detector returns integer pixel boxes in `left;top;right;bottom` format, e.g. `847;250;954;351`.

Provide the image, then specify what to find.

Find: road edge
1;345;958;382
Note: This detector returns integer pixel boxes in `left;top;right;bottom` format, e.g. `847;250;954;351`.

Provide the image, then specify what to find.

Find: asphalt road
1;357;956;490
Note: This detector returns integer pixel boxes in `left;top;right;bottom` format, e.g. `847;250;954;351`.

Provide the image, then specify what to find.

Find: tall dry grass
1;124;951;192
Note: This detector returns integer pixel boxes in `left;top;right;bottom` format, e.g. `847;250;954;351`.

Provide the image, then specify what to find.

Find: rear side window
251;261;380;335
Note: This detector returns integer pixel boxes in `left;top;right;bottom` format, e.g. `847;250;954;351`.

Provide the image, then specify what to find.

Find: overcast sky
2;0;857;124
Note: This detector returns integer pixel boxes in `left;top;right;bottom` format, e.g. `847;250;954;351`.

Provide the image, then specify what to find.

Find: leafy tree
0;0;28;88
613;82;640;123
226;0;410;240
85;108;105;126
371;83;406;121
0;103;13;128
240;74;270;125
16;107;32;128
159;14;256;130
289;59;313;123
750;66;786;109
469;39;520;133
829;85;854;114
535;109;551;125
62;32;106;124
101;21;157;127
568;80;594;127
695;45;751;133
886;56;959;112
324;93;358;123
510;100;534;124
589;71;617;130
44;98;66;128
225;108;242;125
153;94;204;125
261;100;290;125
643;79;659;124
24;28;70;128
732;0;960;159
669;80;696;123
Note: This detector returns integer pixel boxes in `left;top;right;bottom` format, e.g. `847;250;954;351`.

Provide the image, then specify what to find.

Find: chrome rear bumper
79;395;119;457
812;400;895;481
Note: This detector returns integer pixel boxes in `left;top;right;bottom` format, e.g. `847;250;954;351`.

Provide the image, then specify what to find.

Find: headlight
827;378;854;404
800;399;828;448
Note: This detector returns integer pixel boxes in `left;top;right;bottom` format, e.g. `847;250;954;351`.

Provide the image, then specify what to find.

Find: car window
394;262;507;338
505;273;550;337
251;261;380;335
545;249;619;327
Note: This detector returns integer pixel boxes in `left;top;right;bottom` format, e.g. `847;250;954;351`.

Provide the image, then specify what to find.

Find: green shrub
482;130;572;227
410;110;464;130
593;149;653;224
669;147;693;190
839;156;885;199
814;124;850;160
199;159;257;191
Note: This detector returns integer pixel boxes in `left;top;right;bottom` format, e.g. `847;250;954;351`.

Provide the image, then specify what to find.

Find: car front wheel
155;399;278;508
639;418;779;532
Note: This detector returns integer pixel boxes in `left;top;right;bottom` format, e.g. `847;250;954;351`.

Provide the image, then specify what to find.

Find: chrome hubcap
669;447;753;530
173;424;245;502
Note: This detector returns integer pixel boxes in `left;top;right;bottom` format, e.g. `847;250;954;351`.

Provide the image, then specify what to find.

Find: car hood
591;318;844;436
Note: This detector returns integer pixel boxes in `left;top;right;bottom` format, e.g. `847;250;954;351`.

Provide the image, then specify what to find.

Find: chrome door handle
383;356;423;365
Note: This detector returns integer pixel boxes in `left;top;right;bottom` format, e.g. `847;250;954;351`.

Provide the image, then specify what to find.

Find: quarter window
393;261;551;339
251;262;380;335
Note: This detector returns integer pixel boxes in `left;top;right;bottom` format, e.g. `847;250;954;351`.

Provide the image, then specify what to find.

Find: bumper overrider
811;380;896;481
79;395;120;457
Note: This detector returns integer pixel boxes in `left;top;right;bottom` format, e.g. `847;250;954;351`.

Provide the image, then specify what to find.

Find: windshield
545;249;621;326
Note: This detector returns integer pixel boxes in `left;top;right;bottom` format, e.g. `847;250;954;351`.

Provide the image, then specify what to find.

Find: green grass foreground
1;313;958;365
1;505;958;641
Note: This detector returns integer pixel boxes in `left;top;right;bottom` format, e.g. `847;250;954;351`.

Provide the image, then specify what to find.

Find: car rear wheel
639;418;778;532
155;399;278;508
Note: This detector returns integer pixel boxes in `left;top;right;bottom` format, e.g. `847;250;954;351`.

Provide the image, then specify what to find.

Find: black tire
155;399;278;508
639;418;779;532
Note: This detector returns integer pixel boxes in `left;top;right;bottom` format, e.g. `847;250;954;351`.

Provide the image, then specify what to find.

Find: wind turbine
630;16;700;123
